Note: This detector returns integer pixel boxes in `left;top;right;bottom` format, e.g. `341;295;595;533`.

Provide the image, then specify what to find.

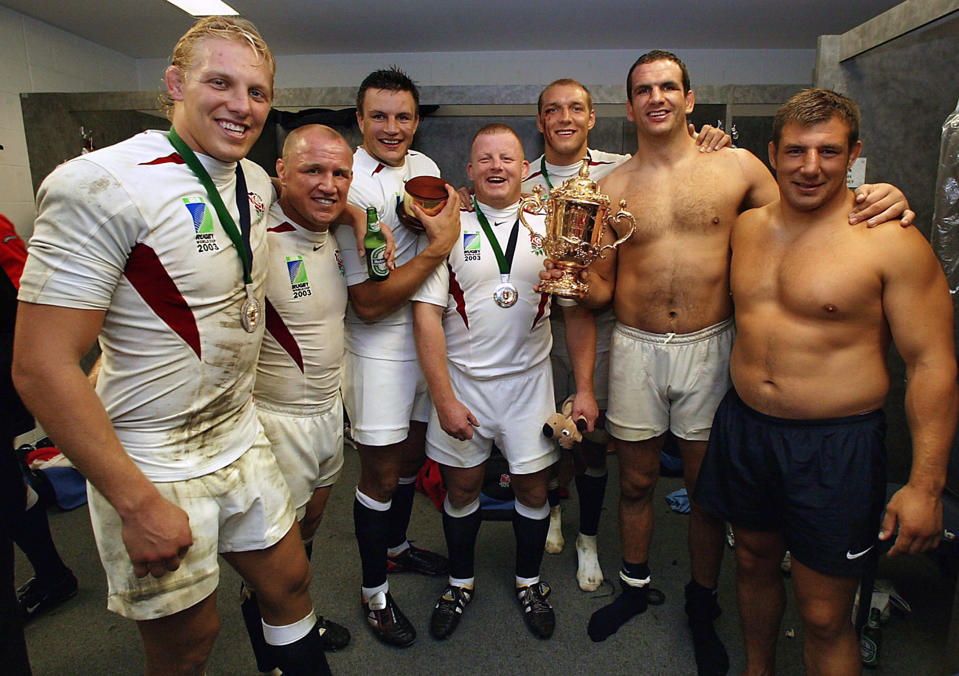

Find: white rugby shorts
87;429;295;620
606;318;734;442
256;396;344;520
426;359;559;475
342;352;431;446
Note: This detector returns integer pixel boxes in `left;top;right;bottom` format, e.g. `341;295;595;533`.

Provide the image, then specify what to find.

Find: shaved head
282;124;351;162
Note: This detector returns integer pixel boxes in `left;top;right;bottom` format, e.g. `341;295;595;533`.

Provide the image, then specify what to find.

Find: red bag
415;458;446;512
0;214;27;289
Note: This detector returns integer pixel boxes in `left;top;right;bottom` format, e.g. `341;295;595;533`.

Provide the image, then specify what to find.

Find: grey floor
15;445;957;675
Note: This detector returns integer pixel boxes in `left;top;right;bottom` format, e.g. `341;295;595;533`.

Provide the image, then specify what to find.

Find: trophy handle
598;201;635;257
518;190;547;248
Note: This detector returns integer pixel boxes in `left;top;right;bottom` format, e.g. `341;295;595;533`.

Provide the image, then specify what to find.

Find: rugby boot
387;543;448;576
516;581;555;639
363;590;416;647
429;584;473;640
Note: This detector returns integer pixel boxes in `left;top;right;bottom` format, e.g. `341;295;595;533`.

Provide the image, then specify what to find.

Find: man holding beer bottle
331;67;460;647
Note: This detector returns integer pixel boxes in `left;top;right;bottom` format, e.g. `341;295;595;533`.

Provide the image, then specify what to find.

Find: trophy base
540;266;588;299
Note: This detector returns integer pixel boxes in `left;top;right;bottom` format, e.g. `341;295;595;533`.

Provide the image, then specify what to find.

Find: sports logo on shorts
286;255;312;298
184;197;220;253
464;231;481;261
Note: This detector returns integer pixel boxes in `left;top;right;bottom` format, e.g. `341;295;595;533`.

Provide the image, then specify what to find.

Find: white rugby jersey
19;130;272;481
523;148;630;194
254;201;348;410
335;147;440;361
413;201;551;379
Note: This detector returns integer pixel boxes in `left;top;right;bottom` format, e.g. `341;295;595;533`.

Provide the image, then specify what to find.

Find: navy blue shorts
695;389;886;576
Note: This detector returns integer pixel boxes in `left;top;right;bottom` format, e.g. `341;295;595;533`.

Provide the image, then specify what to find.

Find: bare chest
732;228;882;322
611;164;744;246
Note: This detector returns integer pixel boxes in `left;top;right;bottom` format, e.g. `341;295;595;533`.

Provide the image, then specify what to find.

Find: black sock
353;495;390;589
622;560;650;580
269;622;331;676
575;471;607;537
547;485;561;509
587;561;651;642
512;507;549;579
11;502;70;580
443;506;482;580
685;580;729;676
0;533;29;676
240;588;276;672
387;480;416;550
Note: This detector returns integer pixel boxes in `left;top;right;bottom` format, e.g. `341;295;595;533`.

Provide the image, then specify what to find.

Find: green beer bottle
364;207;389;282
860;606;881;668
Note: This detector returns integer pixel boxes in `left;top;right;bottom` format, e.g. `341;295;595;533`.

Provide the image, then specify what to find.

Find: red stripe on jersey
265;297;304;372
531;292;549;330
124;243;201;358
448;264;468;329
526;169;544;181
372;163;385;175
268;222;296;233
139;152;185;166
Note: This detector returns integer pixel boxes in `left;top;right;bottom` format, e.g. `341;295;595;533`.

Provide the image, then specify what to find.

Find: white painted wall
0;5;138;239
1;2;815;238
138;48;815;92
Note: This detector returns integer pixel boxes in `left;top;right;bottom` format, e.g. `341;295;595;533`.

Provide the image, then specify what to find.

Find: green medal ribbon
474;198;520;308
168;127;252;285
473;197;519;277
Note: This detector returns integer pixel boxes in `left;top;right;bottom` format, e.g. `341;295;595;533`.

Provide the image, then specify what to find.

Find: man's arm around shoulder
732;148;779;212
879;227;958;555
349;185;460;321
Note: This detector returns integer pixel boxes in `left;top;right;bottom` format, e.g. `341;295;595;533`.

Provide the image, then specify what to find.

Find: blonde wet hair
161;15;274;119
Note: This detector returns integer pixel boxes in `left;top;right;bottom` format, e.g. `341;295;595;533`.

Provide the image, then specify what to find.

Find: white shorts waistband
614;317;734;345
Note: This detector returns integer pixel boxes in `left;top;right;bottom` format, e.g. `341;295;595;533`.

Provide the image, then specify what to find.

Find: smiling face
356;88;419;167
468;129;529;209
276;127;354;232
165;36;273;163
626;59;694;139
769;117;862;213
537;82;595;165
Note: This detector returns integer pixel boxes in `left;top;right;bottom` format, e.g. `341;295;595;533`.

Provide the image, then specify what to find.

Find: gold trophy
519;159;635;299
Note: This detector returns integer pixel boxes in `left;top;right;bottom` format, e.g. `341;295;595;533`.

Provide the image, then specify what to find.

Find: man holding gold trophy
523;78;731;594
538;51;913;675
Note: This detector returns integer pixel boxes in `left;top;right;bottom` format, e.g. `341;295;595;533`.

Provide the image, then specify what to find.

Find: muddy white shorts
257;396;344;520
88;429;295;620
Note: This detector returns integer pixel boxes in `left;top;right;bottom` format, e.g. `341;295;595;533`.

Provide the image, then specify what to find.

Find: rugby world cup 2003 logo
464;231;481;261
184;197;220;253
287;256;312;298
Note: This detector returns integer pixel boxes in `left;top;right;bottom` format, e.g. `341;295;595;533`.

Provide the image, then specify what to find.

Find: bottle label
860;635;878;665
370;244;389;277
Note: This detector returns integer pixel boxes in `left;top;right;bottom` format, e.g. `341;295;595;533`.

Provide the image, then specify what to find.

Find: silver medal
493;281;518;308
241;285;261;332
